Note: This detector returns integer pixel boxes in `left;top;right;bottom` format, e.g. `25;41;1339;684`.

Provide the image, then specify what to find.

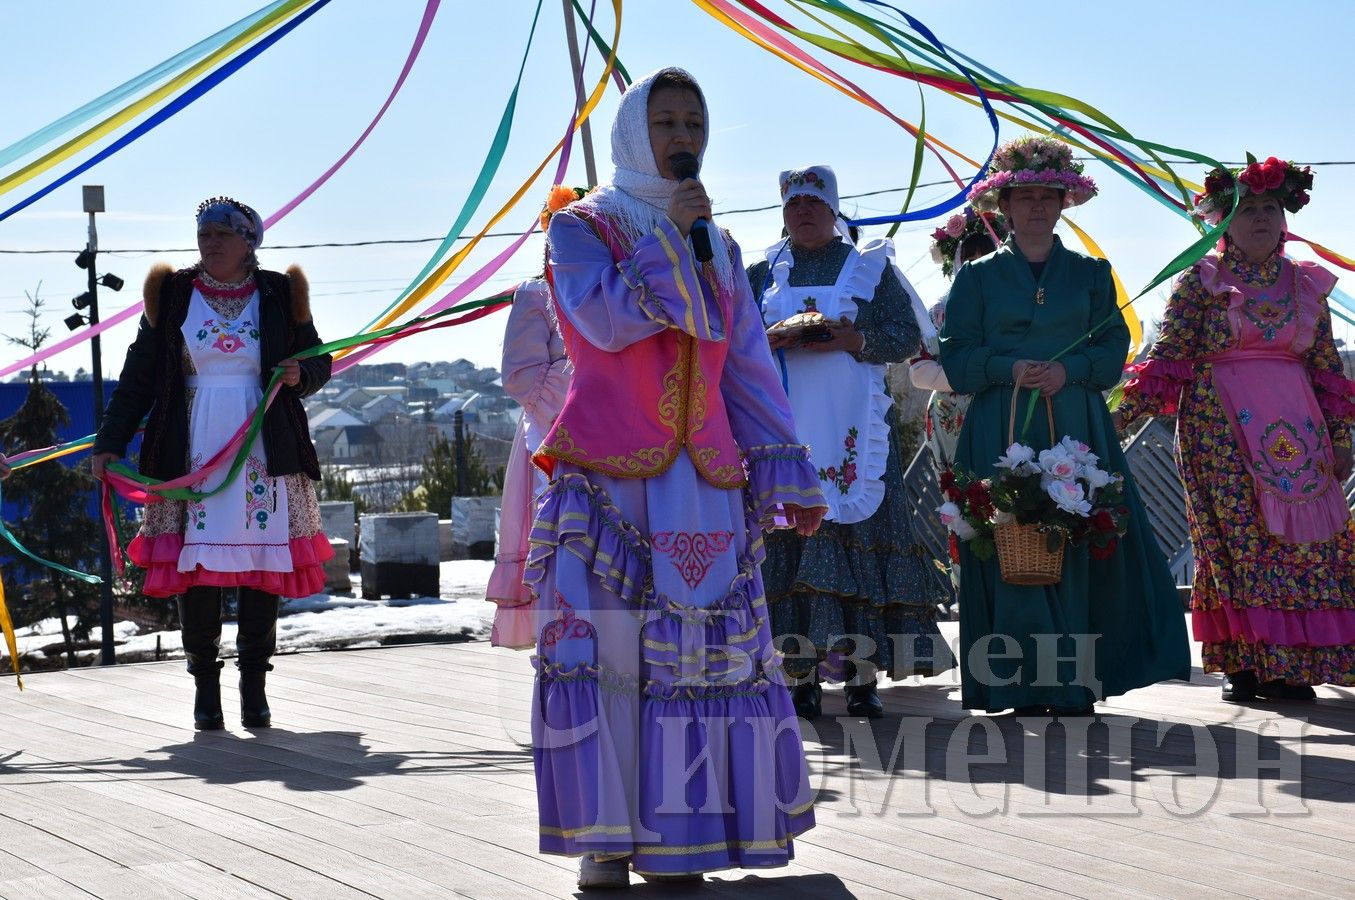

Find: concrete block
324;538;352;593
358;512;440;599
319;501;356;548
359;512;440;565
450;496;499;560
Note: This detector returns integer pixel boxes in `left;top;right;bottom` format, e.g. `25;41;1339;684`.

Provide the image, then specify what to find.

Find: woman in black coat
93;197;332;730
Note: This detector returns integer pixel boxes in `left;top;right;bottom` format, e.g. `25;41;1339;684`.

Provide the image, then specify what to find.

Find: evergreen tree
0;286;103;666
397;431;494;515
318;465;369;514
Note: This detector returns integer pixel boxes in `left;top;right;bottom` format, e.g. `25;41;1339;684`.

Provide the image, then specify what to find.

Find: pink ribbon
0;0;442;381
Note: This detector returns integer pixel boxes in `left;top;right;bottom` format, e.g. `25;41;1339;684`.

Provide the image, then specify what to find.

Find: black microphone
668;151;714;262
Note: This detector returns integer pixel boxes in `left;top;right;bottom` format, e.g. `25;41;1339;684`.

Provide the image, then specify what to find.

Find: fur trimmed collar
142;264;311;326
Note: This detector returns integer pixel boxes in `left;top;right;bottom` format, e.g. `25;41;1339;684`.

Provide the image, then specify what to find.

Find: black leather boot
192;666;225;731
236;589;279;728
178;589;225;730
791;673;822;721
1222;669;1259;702
843;662;884;719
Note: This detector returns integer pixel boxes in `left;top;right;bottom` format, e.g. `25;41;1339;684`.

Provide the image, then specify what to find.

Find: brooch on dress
1035;287;1046;305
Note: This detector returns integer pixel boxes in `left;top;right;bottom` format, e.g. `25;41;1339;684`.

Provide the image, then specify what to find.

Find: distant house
434;392;483;422
321;424;384;464
334;386;379;411
357;394;404;424
307;406;364;432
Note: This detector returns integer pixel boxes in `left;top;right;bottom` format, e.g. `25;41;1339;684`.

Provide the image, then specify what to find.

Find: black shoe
844;683;884;719
192;666;225;731
239;671;272;728
1258;679;1316;701
1222;670;1259;702
791;681;822;721
1013;704;1051;716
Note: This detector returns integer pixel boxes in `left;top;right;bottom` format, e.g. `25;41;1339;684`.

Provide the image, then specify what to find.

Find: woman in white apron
93;197;332;731
748;166;951;720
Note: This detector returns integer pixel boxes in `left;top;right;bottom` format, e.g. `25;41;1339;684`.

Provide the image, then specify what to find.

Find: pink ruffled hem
1121;358;1194;416
128;532;334;599
490;604;536;650
487;553;536;649
1193;604;1355;647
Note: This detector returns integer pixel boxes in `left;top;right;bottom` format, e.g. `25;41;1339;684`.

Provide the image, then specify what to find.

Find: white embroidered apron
760;239;892;524
178;289;292;575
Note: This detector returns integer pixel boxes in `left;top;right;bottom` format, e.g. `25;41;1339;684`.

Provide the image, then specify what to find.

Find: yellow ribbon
1061;216;1143;361
0;578;20;690
0;0;315;198
341;0;624;346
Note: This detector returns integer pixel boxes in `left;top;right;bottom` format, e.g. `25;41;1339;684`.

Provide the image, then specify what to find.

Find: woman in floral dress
1119;156;1354;700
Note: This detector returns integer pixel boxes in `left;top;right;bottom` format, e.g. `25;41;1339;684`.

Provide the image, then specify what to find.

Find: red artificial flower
1240;157;1288;194
948;532;961;564
1260;156;1287;190
1092;509;1116;531
964;481;991;508
1089;538;1117;560
932;228;949;241
939;469;957;491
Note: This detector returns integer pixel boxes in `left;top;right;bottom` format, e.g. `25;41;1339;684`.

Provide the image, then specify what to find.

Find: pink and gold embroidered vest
535;210;747;489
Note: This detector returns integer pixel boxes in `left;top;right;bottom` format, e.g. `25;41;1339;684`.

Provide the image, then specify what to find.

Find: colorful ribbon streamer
0;0;326;210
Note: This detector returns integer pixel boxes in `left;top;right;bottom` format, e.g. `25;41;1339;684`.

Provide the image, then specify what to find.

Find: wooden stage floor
1;625;1353;898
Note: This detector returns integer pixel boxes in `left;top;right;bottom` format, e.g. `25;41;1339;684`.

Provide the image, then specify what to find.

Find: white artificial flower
936;502;977;540
1058;435;1099;467
1046;480;1092;516
993;510;1015;526
1038;445;1079;481
995;442;1039;474
1081;465;1114;500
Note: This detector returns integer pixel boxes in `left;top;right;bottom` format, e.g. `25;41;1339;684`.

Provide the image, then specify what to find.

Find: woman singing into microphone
531;67;827;888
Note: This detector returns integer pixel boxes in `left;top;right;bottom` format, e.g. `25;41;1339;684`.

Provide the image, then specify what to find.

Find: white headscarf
779;164;854;245
574;67;737;294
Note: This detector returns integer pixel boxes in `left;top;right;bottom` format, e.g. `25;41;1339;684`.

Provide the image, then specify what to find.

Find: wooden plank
2;639;1351;898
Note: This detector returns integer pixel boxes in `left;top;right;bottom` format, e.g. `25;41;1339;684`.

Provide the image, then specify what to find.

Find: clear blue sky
2;1;1352;377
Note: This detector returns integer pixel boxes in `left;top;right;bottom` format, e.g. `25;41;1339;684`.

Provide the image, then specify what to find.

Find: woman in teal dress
939;136;1190;714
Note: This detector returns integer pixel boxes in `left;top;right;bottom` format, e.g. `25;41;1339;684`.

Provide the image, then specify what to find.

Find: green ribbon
0;483;103;585
106;292;511;501
361;0;546;331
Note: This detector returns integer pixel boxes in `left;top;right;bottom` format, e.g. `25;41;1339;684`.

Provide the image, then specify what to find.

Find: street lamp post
79;185;117;666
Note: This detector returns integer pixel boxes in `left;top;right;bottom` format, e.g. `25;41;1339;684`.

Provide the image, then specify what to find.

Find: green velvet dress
939;236;1190;711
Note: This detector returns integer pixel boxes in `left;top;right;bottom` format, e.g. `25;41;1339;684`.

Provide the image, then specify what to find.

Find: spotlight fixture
98;273;124;292
72;292;93;310
65;313;87;331
75;248;95;270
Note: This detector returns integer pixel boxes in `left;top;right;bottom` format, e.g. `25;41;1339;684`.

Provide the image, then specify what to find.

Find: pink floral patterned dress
1119;243;1355;686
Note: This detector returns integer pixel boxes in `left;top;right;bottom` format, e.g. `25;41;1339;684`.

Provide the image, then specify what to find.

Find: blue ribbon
0;0;295;170
0;0;332;224
841;0;999;227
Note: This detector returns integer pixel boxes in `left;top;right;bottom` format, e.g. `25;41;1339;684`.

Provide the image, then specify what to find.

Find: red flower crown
1192;153;1313;224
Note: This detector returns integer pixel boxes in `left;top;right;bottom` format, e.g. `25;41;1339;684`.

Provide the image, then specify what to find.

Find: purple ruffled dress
527;211;825;877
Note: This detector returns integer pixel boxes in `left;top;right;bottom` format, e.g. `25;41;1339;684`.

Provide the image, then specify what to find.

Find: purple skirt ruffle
526;465;816;875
